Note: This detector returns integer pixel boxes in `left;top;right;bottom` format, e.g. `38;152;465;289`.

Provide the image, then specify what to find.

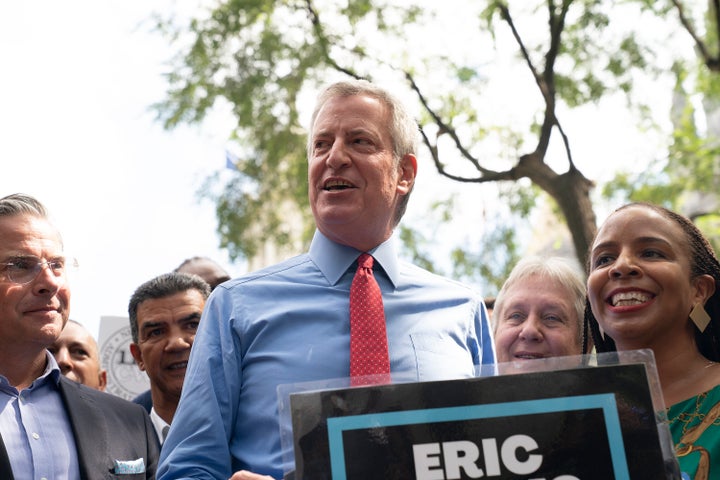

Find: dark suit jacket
0;376;160;479
132;388;153;414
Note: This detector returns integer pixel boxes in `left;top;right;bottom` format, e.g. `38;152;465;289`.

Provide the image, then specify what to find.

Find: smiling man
0;193;158;479
158;79;495;480
128;272;210;445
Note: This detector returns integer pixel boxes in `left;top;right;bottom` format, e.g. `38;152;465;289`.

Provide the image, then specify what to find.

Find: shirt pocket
410;332;475;381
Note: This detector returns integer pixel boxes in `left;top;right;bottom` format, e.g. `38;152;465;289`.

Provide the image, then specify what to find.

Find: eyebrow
67;341;91;351
180;312;202;323
2;254;66;263
141;312;201;330
313;127;376;140
140;321;166;332
592;236;672;252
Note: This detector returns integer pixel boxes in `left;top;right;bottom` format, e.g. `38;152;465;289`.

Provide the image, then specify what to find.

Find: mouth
166;361;188;371
322;179;356;191
514;352;546;360
607;291;654;307
25;305;60;315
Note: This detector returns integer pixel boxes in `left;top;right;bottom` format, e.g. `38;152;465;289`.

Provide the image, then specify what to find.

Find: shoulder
217;253;315;288
399;260;482;297
59;376;148;414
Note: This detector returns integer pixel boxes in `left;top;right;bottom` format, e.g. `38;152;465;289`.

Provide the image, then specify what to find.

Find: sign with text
98;315;149;400
289;364;671;480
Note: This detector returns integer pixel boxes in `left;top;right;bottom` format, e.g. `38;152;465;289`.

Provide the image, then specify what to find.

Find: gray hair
306;79;419;225
493;256;586;343
0;193;62;248
0;193;49;218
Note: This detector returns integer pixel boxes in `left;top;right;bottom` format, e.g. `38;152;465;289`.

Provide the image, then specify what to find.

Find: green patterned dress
667;385;720;480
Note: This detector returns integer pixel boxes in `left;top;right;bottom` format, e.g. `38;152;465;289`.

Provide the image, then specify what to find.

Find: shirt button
32;432;40;440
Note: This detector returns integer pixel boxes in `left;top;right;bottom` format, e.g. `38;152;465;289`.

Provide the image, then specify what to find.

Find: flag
225;150;239;171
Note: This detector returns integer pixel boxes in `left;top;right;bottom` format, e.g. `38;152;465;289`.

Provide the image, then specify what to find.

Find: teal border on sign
327;393;629;480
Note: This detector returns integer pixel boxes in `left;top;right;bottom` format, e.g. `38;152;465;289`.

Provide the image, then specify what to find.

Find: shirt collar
43;351;62;385
0;351;60;392
150;407;170;436
308;229;400;287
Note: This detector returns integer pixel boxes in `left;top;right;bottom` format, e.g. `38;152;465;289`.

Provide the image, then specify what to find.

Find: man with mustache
128;271;211;446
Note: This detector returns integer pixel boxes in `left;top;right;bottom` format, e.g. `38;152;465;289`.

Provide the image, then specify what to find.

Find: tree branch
303;0;364;79
499;0;576;170
498;3;547;102
405;71;489;172
417;124;517;183
672;0;720;71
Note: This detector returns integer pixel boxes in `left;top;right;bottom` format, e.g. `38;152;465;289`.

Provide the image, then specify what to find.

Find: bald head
49;320;107;391
174;256;231;290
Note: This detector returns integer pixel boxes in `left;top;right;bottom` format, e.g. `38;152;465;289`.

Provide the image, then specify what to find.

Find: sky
0;1;242;336
0;2;678;338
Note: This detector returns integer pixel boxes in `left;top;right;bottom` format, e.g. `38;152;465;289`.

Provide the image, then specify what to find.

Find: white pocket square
113;458;145;474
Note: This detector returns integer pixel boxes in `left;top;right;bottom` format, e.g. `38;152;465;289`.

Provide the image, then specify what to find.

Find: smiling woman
492;255;586;363
585;202;720;480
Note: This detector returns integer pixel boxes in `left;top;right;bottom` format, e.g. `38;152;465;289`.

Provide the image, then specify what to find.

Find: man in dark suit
0;193;159;479
128;272;211;445
132;256;225;414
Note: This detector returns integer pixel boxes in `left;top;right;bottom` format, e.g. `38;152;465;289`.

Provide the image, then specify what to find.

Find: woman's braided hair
583;202;720;361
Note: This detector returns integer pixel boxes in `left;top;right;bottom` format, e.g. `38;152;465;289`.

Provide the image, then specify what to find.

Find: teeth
168;362;188;370
324;180;352;190
516;354;543;360
611;291;651;307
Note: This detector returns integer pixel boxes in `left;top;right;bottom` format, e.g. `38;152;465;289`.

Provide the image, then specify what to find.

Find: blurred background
2;0;718;338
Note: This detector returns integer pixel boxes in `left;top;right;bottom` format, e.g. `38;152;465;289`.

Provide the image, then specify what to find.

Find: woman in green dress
585;202;720;480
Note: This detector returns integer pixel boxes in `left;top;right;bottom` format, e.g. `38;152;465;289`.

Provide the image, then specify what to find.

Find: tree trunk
515;154;597;269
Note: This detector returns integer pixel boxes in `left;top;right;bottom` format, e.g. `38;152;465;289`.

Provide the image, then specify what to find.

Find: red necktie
349;253;390;386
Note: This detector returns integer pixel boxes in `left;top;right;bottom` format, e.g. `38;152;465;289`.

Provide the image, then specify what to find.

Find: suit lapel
58;377;109;479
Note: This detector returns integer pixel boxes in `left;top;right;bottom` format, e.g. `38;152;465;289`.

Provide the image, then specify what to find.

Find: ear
129;343;146;372
98;369;108;392
396;153;417;195
693;274;715;305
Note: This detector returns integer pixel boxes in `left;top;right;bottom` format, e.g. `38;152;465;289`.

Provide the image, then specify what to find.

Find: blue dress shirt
158;230;495;479
0;353;80;480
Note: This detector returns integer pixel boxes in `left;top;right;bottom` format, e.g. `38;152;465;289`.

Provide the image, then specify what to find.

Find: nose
518;316;543;342
54;348;72;374
325;139;351;170
609;251;639;278
32;263;64;295
165;331;193;352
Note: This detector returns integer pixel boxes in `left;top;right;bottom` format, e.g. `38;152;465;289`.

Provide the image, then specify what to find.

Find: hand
228;470;275;480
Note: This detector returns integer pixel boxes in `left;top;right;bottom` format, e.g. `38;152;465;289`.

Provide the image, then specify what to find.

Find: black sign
290;364;671;480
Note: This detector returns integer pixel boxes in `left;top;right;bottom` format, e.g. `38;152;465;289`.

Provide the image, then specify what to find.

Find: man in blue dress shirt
157;79;496;480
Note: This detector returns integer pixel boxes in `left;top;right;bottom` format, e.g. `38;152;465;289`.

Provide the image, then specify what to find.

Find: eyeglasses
0;256;79;285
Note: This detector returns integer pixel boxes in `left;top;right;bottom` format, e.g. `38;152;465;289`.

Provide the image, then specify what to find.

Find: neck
611;323;719;407
626;341;716;407
318;227;390;253
0;347;48;390
151;392;179;425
